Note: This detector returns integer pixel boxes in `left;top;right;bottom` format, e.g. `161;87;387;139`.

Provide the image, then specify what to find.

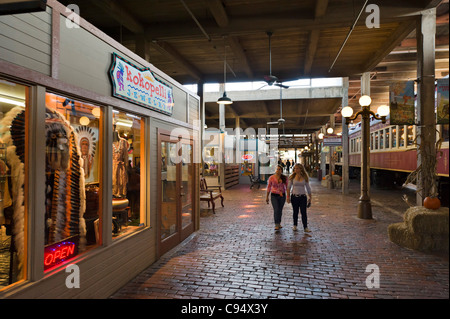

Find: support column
328;115;335;189
198;81;205;177
416;8;437;205
219;83;226;188
342;77;350;194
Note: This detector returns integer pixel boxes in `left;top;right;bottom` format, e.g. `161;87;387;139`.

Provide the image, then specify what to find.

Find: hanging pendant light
217;39;233;105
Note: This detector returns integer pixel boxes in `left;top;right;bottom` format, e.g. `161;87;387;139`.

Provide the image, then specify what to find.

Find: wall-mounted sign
323;135;342;146
389;80;415;125
241;154;254;161
44;237;79;270
109;53;174;115
437;78;449;125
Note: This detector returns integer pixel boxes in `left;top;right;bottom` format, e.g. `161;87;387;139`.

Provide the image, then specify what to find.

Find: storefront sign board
109;53;174;115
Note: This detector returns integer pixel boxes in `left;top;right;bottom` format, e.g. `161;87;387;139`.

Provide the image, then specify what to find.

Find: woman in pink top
266;165;288;230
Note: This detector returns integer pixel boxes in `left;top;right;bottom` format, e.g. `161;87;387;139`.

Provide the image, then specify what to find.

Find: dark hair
276;164;287;183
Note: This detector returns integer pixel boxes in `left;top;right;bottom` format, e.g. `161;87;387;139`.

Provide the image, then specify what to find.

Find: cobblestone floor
110;179;449;299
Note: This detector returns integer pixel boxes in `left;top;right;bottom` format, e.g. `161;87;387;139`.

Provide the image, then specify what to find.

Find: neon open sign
44;237;79;271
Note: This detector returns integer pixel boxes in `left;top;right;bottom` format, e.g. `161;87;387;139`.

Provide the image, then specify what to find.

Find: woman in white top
286;163;312;232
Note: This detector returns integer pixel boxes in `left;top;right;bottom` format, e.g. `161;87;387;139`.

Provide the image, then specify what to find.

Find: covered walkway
110;180;449;299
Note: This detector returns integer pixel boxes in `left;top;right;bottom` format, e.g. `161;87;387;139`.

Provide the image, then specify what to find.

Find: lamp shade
217;92;233;105
327;127;334;134
342;106;353;118
359;95;372;107
318;132;324;139
377;105;390;117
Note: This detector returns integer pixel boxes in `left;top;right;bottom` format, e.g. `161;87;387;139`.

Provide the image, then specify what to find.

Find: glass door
180;142;194;240
159;133;195;256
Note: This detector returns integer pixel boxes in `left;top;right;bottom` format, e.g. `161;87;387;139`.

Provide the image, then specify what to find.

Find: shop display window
44;92;102;271
0;79;28;288
112;110;144;239
203;146;219;176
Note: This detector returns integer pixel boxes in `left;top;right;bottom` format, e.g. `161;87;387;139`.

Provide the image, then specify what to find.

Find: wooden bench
200;177;224;213
249;174;261;189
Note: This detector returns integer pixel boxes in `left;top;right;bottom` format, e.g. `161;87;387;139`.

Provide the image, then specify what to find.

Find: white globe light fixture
359;95;372;107
377;105;390;117
318;132;324;139
327;127;334;134
342;106;354;118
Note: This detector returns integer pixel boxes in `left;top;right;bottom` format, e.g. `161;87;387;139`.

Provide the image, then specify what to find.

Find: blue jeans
271;193;286;224
291;194;308;228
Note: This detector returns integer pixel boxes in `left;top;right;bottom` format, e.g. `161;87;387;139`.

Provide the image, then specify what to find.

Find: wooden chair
200;177;224;213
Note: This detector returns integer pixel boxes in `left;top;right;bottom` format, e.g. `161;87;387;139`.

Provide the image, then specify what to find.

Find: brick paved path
110;180;449;299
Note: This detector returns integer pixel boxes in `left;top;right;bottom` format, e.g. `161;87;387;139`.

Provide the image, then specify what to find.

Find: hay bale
388;206;449;253
404;206;449;235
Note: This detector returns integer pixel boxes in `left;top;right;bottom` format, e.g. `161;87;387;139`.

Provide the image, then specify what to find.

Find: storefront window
112;110;144;239
44;93;102;271
0;79;28;288
203;146;219;176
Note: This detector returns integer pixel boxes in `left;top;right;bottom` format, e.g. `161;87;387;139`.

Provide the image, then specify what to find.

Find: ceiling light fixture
217;38;232;105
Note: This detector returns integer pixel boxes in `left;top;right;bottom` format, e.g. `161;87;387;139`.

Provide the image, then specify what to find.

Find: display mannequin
112;128;128;198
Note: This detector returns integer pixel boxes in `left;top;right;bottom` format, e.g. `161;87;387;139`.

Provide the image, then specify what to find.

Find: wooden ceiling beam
363;20;418;72
150;41;203;81
91;0;144;34
208;0;229;27
143;10;416;42
227;36;254;79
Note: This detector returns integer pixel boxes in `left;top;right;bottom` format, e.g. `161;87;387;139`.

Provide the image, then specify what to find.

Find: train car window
374;131;379;150
370;133;374;150
357;137;361;152
391;126;397;148
399;126;405;147
442;124;449;142
407;125;414;146
385;128;390;149
351;139;355;153
380;130;384;150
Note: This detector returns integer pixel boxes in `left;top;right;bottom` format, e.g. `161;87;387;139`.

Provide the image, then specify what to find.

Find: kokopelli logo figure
116;63;125;91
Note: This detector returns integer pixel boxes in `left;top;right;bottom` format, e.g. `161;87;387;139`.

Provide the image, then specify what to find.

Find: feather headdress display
0;105;26;276
45;108;86;250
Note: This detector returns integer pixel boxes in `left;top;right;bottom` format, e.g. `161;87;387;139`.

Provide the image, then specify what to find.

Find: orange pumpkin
423;196;441;210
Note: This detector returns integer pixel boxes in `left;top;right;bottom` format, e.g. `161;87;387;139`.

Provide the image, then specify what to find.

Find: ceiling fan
267;84;288;136
258;32;289;90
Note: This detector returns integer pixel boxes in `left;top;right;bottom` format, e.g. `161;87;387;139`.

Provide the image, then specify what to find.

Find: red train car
346;117;449;205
